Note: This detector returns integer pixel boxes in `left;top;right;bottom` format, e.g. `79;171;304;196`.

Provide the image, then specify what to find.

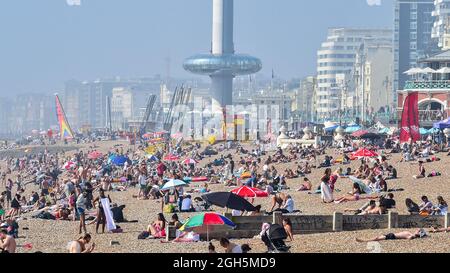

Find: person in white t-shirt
220;237;242;253
181;195;194;212
137;172;147;199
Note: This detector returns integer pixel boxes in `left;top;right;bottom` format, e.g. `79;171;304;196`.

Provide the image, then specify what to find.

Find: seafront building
432;0;450;49
316;28;392;122
394;0;439;96
397;50;450;128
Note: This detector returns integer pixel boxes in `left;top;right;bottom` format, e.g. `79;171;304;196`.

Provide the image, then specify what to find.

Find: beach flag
400;92;420;143
55;95;74;140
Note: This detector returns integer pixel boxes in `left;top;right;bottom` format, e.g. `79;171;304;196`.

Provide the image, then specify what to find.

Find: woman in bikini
334;183;378;204
147;213;167;238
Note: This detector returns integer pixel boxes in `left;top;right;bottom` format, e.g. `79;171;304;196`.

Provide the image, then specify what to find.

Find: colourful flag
400;92;420;143
55;95;74;140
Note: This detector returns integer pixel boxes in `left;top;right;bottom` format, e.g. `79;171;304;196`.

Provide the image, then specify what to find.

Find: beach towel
348;176;373;195
100;198;117;232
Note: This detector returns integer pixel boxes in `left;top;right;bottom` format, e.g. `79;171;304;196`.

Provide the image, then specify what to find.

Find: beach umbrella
403;68;423;75
428;128;440;134
149;138;164;143
202;192;256;212
161;179;187;190
352;148;379;158
179;212;236;241
420;128;429;135
183;158;198;165
421;67;436;74
351;130;369;138
360;132;382;139
437;67;450;74
146;154;159;161
110;155;129;166
154;131;168;136
171;132;184;139
63;161;76;170
142;133;153;139
163;154;180;161
231;186;268;198
345;126;361;133
88;151;103;160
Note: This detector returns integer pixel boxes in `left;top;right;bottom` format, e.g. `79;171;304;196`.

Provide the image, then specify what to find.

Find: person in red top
156;162;166;178
329;169;340;192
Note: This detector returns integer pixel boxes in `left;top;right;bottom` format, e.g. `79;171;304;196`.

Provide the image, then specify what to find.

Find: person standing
230;159;235;175
92;189;112;234
76;191;88;234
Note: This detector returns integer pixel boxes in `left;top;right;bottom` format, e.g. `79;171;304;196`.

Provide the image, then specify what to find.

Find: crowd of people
0;128;449;253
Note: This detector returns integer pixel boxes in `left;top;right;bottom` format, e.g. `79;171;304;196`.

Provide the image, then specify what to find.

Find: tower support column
210;74;233;113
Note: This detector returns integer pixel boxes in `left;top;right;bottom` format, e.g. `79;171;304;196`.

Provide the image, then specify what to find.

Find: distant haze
0;0;393;96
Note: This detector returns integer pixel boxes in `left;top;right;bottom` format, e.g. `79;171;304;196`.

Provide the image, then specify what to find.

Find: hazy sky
0;0;393;95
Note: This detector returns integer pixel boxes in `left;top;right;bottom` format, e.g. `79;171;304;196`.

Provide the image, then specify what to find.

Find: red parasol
231;186;268;198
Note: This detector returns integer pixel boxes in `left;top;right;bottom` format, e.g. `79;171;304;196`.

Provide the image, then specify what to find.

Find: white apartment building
432;0;450;49
111;88;134;130
316;28;393;121
354;41;394;124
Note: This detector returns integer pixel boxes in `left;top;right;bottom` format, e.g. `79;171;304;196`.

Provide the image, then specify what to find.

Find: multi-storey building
353;39;394;124
62;76;163;130
316;28;392;121
432;0;450;49
291;77;316;129
394;0;439;96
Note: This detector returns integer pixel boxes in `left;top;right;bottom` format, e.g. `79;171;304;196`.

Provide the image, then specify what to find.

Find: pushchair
261;224;291;253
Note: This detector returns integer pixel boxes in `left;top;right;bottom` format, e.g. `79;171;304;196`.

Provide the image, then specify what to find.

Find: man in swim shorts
356;229;427;243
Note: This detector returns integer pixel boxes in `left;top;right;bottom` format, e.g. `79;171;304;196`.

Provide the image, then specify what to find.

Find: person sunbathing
358;200;386;215
147;213;167;239
297;178;312;191
161;231;200;243
334;183;378;204
356;228;427;243
430;227;450;233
